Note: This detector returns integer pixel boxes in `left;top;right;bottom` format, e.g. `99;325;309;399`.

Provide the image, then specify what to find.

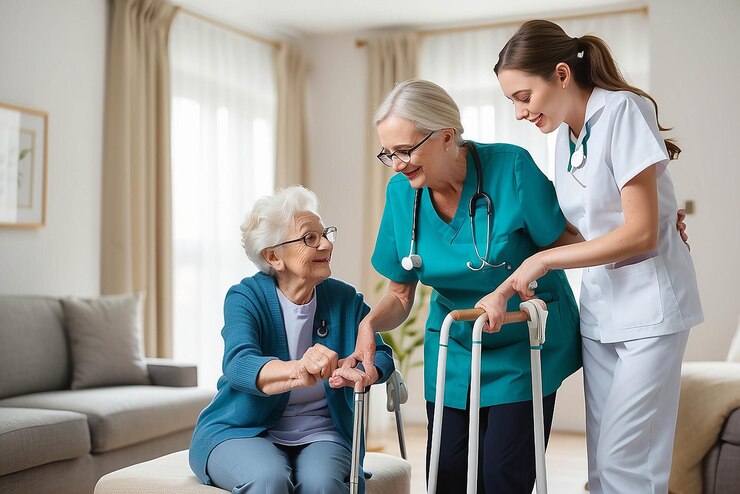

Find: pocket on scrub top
605;256;664;329
476;237;512;272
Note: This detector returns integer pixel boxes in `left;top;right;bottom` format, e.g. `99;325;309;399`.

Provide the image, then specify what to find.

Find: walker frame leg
427;303;549;494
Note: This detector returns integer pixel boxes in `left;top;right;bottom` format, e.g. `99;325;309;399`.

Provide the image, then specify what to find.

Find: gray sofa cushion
0;407;90;476
720;408;740;445
61;293;150;389
0;296;70;399
0;386;213;453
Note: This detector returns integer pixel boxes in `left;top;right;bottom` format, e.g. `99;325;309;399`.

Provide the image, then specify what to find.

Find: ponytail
496;20;680;159
577;35;680;159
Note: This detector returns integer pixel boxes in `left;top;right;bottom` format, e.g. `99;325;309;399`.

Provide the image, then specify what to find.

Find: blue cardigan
189;272;395;490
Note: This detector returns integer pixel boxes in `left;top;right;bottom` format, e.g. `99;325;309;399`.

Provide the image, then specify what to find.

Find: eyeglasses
272;226;337;249
376;131;435;167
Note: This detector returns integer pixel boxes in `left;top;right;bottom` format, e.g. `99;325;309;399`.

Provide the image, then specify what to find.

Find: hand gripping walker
427;300;549;494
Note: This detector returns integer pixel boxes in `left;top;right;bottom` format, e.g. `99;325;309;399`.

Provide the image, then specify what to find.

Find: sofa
668;318;740;494
0;295;215;494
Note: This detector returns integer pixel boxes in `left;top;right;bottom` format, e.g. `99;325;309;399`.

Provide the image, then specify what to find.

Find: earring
562;84;566;89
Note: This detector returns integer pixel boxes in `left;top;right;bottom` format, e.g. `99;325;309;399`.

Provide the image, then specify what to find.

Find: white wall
650;0;740;362
0;0;107;297
304;32;369;289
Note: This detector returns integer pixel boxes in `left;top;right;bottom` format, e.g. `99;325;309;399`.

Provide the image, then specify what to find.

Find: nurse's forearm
360;280;417;333
540;222;657;271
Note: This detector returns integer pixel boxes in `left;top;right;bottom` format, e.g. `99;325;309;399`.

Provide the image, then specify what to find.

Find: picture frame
0;102;48;227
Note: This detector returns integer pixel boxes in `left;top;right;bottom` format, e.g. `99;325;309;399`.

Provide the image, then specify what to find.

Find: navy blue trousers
425;392;556;494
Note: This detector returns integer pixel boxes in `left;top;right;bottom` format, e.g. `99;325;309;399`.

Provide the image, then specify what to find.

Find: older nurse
350;79;582;493
189;185;395;494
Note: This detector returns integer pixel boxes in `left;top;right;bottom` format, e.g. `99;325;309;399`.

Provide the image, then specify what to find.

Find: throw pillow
62;293;150;389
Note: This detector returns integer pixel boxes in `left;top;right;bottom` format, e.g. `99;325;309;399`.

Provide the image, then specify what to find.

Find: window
170;14;277;387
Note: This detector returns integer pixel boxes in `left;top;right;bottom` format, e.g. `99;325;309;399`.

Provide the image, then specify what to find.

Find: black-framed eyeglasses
376;131;435;167
272;226;337;249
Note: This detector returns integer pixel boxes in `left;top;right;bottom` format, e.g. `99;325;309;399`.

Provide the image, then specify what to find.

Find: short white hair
374;79;465;145
241;185;320;276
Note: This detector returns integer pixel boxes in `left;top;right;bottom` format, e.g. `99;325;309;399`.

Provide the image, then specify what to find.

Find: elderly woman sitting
189;185;395;494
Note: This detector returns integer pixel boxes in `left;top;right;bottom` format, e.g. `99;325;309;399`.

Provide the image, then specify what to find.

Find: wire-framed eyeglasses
376;131;435;167
272;226;337;249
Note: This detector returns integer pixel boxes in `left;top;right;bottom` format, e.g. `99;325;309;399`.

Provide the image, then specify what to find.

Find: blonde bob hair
374;79;465;145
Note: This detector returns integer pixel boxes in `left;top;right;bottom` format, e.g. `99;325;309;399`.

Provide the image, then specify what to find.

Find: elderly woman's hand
290;344;339;387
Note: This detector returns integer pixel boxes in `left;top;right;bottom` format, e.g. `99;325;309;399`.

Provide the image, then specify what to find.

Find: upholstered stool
94;449;411;494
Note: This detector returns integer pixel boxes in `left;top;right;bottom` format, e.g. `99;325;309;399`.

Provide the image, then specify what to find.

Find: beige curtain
275;43;308;189
101;0;178;358
362;33;419;301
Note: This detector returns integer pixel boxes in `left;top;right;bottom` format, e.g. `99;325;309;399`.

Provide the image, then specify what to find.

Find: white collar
569;87;607;144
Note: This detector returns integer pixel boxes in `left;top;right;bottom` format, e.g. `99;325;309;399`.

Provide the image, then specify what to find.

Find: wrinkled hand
676;208;690;251
329;356;373;391
475;291;509;333
339;325;379;387
507;253;549;302
291;344;338;388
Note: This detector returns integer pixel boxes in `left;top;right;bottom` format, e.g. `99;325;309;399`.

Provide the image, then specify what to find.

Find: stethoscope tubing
404;141;503;272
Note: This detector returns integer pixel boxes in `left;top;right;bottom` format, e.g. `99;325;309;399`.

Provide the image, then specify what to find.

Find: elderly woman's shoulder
319;277;363;299
225;272;273;300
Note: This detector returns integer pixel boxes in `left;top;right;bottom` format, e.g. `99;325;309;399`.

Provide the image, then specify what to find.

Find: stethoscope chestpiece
401;254;422;271
316;320;328;338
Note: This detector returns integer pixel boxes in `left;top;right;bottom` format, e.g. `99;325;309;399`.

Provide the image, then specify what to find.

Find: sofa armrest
146;358;198;387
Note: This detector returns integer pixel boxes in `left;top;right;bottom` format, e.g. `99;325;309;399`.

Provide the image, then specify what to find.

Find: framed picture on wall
0;102;48;227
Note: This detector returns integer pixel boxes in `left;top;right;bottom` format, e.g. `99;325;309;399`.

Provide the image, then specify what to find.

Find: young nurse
476;20;704;494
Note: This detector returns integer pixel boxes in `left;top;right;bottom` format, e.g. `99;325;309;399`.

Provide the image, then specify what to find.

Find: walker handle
449;308;529;324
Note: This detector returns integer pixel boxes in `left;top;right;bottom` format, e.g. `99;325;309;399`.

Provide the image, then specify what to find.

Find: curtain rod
355;4;648;47
179;7;282;49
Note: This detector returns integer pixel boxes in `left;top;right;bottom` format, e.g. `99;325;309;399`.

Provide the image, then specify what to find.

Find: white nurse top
554;87;703;343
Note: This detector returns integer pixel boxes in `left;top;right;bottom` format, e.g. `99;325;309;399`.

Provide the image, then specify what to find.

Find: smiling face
268;212;333;288
376;115;449;189
497;68;569;134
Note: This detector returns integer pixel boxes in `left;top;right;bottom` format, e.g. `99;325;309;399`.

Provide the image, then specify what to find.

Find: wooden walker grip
449;308;529;324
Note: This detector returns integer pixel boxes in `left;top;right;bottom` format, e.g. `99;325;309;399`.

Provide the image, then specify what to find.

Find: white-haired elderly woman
189;185;395;494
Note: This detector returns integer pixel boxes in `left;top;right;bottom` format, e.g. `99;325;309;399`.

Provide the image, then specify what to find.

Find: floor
372;424;589;493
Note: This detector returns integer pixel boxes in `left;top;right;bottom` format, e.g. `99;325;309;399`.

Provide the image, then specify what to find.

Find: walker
349;369;409;494
427;299;549;494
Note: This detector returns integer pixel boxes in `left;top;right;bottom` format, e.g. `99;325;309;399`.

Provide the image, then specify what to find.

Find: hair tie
577;51;585;59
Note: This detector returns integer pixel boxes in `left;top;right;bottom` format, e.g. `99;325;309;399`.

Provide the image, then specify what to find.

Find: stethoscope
568;121;591;188
401;142;508;272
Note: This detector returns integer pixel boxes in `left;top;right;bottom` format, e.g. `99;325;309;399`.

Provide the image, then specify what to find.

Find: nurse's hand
328;364;372;391
677;208;690;251
507;253;550;301
342;324;379;386
475;291;508;333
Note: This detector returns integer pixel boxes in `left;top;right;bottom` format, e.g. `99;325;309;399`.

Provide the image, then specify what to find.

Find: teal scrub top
372;142;582;410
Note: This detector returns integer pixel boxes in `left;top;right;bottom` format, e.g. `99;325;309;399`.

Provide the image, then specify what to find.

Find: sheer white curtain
420;11;648;300
170;13;277;388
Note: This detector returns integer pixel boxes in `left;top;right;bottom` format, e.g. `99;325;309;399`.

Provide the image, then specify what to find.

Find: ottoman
94;449;411;494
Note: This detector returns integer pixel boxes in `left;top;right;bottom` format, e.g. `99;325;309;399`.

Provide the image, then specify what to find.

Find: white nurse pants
583;330;689;494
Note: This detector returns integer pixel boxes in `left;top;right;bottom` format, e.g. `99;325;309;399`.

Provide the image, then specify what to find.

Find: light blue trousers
206;437;352;494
